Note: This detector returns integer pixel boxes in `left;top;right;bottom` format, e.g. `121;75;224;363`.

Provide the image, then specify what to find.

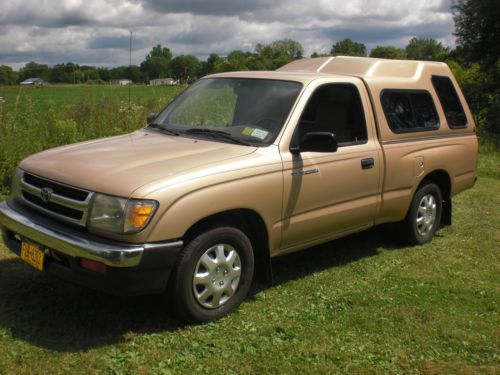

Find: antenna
128;30;132;109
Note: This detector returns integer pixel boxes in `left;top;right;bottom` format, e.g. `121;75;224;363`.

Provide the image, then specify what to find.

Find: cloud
88;35;139;50
142;0;271;17
0;0;455;69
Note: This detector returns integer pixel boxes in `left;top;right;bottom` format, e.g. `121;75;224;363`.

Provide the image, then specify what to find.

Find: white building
111;79;132;85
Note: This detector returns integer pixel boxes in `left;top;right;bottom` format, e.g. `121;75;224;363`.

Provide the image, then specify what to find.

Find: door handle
361;158;374;169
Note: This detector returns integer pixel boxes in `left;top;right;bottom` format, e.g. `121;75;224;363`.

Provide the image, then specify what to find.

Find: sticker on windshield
250;128;269;140
242;127;254;136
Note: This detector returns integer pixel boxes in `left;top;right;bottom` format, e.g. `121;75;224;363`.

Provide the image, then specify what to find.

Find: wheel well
419;169;452;226
183;209;273;284
419;169;451;200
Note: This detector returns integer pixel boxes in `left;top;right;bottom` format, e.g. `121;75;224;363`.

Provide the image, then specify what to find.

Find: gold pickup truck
0;57;478;322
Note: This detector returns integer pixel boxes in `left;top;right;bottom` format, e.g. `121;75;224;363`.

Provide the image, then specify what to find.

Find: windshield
152;78;303;146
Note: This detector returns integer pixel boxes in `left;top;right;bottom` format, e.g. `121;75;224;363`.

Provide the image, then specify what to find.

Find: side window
431;75;467;128
296;83;368;147
381;90;439;133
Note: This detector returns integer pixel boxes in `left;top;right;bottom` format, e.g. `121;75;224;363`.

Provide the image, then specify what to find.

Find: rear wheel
171;226;254;323
403;182;442;245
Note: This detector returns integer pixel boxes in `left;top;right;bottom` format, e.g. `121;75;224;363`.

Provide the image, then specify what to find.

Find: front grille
19;172;93;227
22;191;84;220
24;173;89;201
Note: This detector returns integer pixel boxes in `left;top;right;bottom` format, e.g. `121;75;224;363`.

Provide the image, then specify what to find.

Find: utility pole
129;30;132;110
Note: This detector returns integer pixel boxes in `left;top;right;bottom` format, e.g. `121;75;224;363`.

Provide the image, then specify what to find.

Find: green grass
0;179;498;374
0;84;181;112
477;147;500;180
0;85;499;374
0;84;185;190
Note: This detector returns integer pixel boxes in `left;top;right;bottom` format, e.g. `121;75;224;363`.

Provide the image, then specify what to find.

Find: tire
171;226;254;323
403;181;443;245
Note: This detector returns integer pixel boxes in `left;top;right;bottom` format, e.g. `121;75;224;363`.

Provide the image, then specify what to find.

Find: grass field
0;84;181;112
0;85;184;195
0;85;499;374
0;178;498;374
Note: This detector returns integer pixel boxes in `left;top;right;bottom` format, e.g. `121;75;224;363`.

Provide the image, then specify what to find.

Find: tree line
0;39;306;85
0;37;454;86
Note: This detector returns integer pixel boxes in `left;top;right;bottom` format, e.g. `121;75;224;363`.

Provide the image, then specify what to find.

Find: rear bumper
0;200;183;296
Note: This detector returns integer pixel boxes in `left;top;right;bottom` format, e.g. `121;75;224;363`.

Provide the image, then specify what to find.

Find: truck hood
20;130;257;197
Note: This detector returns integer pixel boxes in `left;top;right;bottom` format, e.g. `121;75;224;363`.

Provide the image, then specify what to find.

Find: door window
294;84;368;147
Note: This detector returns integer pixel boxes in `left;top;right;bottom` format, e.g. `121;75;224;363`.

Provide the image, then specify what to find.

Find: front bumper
0;200;183;295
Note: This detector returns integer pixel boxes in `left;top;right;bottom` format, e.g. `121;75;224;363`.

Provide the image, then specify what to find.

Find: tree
255;39;304;60
0;66;18;85
109;66;130;80
310;52;330;58
170;55;201;83
246;55;268;70
226;51;250;71
50;63;80;83
97;67;111;82
18;62;50;82
405;38;449;61
453;0;500;141
453;0;500;72
331;39;366;57
80;66;100;82
369;46;405;59
447;60;486;117
128;66;145;83
108;65;144;83
254;39;304;69
270;39;303;60
140;44;172;80
203;53;225;75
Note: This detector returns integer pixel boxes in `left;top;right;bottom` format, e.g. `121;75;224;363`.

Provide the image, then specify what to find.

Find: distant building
20;78;44;86
111;79;132;85
149;78;179;86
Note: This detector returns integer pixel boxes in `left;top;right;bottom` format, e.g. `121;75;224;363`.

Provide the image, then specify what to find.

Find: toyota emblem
40;187;53;203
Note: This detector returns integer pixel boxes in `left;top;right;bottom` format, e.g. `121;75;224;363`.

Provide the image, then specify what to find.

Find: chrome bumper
0;200;182;268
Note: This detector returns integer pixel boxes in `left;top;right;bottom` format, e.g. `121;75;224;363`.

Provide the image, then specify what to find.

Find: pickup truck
0;56;478;322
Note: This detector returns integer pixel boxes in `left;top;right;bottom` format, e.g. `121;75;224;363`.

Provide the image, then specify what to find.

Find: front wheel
171;226;254;323
403;182;443;245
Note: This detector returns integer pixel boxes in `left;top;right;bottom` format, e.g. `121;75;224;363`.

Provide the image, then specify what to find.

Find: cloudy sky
0;0;455;69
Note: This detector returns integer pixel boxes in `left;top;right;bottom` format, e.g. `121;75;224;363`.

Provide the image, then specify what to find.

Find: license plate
20;241;45;271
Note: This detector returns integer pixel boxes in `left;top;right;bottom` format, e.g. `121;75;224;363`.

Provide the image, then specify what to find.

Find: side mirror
290;132;338;154
147;112;158;124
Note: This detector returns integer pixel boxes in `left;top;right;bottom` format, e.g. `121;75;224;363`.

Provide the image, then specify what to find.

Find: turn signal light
128;204;154;229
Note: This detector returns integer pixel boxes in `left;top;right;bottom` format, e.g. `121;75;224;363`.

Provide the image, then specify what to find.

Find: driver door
279;82;381;251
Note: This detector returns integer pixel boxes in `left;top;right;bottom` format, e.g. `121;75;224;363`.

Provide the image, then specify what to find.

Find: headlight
89;194;158;234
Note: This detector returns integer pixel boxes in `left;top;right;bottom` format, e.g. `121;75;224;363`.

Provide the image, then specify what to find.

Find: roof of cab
205;70;338;84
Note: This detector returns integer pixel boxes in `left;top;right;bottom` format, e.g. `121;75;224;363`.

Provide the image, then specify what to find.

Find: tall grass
0;85;184;194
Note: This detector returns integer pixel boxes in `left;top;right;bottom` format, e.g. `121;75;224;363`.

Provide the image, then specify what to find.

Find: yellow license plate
20;241;45;271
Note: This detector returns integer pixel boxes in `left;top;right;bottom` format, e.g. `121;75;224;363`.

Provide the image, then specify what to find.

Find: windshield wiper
146;123;179;136
183;128;253;146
